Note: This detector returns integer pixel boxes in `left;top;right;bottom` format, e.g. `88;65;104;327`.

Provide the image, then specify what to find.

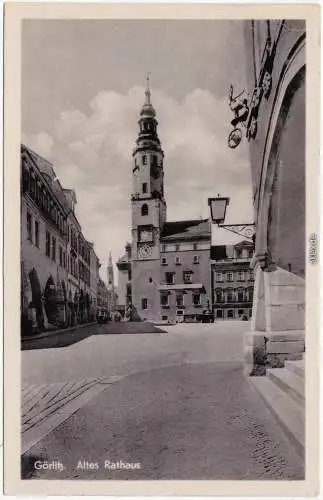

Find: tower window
193;255;199;264
27;212;32;242
141;298;148;310
165;272;175;285
151;154;157;166
175;256;181;265
35;220;39;248
141;204;149;216
142;182;147;194
160;294;169;307
227;289;234;302
215;288;223;303
183;271;193;284
193;293;201;306
237;271;244;282
142;155;147;165
46;230;51;257
176;294;184;307
51;236;56;262
226;271;233;282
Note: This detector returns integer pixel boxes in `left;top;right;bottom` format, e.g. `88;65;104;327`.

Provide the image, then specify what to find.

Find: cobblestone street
21;322;304;480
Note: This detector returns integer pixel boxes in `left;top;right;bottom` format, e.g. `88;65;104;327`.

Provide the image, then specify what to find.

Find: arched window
141;204;148;216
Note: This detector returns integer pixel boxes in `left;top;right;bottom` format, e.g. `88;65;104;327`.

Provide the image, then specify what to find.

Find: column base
244;330;305;376
244;331;267;376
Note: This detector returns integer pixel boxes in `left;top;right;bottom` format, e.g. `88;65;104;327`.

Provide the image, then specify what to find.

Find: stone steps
250;358;305;458
267;367;304;407
285;359;305;378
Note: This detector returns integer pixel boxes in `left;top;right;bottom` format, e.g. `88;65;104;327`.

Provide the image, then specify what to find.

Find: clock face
138;244;152;258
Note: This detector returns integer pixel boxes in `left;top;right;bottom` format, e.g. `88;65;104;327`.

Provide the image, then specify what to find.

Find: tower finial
145;72;151;105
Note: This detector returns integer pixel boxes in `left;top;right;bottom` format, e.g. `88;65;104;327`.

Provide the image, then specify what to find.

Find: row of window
27;211;90;284
67;224;90;264
163;271;196;285
214;288;254;303
161;255;199;267
215;309;252;319
135;152;158;167
215;270;254;282
79;261;90;286
141;292;202;310
161;243;199;253
22;160;67;237
23;160;91;266
160;293;201;308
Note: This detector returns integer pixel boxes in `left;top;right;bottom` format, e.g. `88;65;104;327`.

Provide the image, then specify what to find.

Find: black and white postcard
3;3;320;496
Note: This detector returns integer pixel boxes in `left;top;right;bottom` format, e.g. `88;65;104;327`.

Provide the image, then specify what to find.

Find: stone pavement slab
21;361;304;480
21;377;122;454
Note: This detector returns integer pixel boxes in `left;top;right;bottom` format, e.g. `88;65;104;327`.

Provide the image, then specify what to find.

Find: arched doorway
44;275;57;326
267;68;305;278
79;289;84;323
73;291;79;325
21;260;33;335
29;268;44;331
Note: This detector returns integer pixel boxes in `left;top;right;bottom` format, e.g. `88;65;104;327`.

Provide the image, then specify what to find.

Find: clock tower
131;75;166;320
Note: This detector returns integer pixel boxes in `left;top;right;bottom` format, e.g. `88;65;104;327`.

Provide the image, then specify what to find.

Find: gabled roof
22;144;70;213
161;219;210;242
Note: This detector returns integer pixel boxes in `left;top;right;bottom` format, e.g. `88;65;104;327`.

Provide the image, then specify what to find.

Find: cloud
23;86;253;281
22;131;54;159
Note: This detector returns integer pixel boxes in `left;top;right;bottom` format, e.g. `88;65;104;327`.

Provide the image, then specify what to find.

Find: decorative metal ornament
220;224;256;241
262;71;272;99
250;86;262;110
228;128;242;149
247;116;258;141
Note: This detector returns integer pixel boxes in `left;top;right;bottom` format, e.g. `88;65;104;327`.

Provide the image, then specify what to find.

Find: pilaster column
244;252;305;376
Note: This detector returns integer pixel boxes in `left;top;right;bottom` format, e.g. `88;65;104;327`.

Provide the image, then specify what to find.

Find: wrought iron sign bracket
217;223;256;242
227;23;282;149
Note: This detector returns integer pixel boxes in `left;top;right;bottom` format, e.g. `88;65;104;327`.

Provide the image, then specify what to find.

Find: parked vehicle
197;310;214;323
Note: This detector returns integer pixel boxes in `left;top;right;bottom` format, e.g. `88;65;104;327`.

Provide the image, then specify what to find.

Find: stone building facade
211;241;254;320
129;81;212;323
107;252;118;315
242;20;306;373
116;243;132;316
97;278;109;312
21;144;101;336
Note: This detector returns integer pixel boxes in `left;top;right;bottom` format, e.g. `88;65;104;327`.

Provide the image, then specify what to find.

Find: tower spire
145;72;151;105
107;251;114;289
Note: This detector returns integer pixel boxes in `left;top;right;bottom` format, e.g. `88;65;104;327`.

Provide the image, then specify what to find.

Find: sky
22;19;254;283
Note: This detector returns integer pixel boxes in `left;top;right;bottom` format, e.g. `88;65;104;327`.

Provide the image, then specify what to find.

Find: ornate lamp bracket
217;223;256;242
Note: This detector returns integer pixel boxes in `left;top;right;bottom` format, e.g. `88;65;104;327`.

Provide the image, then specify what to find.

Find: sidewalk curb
21;322;97;343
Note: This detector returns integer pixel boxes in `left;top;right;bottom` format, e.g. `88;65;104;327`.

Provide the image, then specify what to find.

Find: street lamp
208;196;256;242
